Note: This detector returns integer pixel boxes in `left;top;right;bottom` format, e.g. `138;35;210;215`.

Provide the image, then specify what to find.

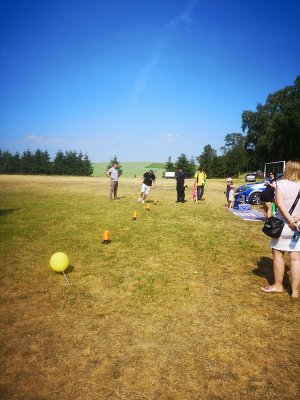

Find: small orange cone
102;229;111;244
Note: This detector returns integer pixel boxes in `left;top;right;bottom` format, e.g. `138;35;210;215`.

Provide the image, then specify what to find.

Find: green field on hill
92;162;165;177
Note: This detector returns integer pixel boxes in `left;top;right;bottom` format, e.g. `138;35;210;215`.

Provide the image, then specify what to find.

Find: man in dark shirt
175;167;186;203
137;170;156;203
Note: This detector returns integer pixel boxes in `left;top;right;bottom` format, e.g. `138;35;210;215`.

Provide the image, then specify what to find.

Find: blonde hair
284;159;300;182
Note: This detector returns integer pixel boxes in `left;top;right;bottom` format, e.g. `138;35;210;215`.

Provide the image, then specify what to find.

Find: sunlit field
0;175;299;400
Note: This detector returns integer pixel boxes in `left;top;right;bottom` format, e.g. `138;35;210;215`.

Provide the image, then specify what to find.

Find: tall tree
165;155;175;172
32;149;51;174
0;150;15;173
175;153;195;177
82;153;94;176
197;145;217;177
242;76;300;166
220;133;248;176
21;149;34;174
53;150;65;175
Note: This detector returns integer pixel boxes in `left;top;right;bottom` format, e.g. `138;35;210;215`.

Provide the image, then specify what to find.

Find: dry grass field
0;175;299;400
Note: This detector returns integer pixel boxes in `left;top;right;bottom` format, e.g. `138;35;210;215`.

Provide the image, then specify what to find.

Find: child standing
225;178;233;206
192;182;198;201
228;184;235;208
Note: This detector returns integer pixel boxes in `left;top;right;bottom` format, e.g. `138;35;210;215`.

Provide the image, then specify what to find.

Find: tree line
0;149;94;176
165;76;300;178
1;77;298;178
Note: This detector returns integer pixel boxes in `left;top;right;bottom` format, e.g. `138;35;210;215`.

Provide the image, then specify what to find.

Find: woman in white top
261;159;300;299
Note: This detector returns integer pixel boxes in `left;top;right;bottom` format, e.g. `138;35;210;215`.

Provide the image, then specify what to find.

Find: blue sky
1;0;299;162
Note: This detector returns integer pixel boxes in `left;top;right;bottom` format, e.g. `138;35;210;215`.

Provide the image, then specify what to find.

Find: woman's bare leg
289;251;300;298
272;249;285;291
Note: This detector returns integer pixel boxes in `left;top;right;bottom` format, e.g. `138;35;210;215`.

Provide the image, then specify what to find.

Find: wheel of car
249;192;261;205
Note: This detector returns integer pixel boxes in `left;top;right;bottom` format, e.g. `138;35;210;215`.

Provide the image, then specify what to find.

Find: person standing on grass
228;184;236;208
260;172;277;219
137;169;156;203
194;167;206;201
261;159;300;299
225;178;233;206
106;162;119;200
175;167;186;203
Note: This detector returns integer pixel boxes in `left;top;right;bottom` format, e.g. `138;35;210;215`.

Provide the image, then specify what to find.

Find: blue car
235;173;283;205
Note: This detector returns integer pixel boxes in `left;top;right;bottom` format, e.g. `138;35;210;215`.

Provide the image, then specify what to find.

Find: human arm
275;187;298;230
266;180;276;188
151;174;156;188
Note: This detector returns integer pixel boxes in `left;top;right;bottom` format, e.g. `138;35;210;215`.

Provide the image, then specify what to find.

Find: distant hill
92;162;165;177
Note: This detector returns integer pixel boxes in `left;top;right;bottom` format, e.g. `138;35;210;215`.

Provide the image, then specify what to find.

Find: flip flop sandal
261;286;283;293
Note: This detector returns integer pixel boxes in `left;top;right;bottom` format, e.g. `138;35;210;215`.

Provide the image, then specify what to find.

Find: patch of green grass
145;162;165;169
92;161;165;177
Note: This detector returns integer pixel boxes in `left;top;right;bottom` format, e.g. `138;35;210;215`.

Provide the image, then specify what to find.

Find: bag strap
288;189;300;215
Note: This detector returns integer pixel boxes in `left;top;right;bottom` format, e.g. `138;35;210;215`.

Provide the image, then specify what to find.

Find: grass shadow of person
0;208;22;216
253;256;291;293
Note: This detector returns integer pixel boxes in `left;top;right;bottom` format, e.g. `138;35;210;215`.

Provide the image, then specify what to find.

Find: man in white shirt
106;163;119;200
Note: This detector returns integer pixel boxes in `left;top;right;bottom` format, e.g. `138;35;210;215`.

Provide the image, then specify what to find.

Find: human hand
288;220;299;231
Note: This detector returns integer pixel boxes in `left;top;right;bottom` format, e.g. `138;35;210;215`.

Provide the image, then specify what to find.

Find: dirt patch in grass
0;175;299;399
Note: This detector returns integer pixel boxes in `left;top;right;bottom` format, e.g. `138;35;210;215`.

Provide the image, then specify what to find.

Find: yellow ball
50;252;69;272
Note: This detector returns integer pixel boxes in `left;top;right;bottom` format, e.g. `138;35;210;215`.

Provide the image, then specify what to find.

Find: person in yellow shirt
194;167;207;201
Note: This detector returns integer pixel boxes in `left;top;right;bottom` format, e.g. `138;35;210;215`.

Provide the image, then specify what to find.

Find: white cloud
132;49;162;106
163;133;181;142
132;0;199;106
26;134;44;141
166;0;200;28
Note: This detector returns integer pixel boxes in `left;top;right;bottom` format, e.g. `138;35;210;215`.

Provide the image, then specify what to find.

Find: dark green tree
82;153;94;176
242;76;300;167
21;149;34;174
220;133;248;177
165;155;175;172
175;153;195;177
32;149;51;174
64;151;78;175
12;152;21;173
0;150;12;173
53;150;65;175
197;145;218;177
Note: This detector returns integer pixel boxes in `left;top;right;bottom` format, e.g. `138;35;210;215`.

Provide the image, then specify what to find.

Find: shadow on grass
253;256;291;293
63;265;74;274
0;208;22;216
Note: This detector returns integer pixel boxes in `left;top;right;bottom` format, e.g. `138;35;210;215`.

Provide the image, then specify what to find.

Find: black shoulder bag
262;189;300;238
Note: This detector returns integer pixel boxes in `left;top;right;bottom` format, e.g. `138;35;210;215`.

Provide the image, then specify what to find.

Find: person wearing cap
175;167;186;203
137;169;156;204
